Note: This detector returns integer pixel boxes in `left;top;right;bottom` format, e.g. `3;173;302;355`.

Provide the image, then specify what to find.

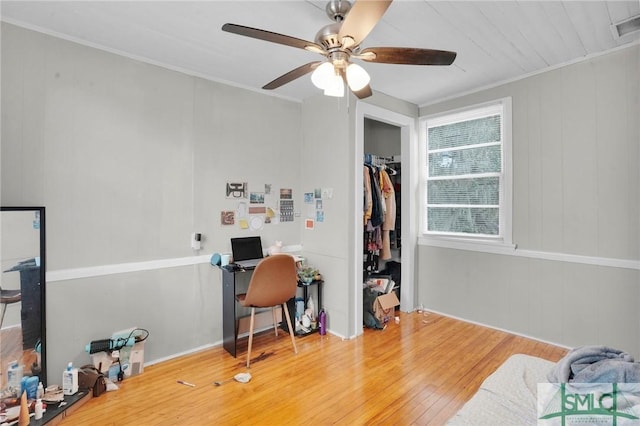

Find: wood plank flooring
0;326;39;388
58;311;567;425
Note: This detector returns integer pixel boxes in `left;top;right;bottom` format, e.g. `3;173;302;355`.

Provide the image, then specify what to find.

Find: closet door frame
354;103;417;336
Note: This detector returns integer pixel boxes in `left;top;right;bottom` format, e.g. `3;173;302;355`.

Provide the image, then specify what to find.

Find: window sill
418;236;517;255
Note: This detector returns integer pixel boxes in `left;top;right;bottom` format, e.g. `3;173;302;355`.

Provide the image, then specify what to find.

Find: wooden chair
236;254;298;368
0;287;21;329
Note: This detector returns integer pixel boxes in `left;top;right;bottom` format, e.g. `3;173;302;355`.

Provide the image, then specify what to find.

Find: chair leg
272;307;279;336
282;303;298;354
0;304;7;329
246;308;256;368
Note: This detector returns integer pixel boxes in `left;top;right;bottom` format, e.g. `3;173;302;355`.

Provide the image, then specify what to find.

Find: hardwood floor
59;311;567;425
0;326;39;388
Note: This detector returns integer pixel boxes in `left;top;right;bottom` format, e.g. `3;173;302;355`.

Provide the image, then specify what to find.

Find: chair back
243;255;298;308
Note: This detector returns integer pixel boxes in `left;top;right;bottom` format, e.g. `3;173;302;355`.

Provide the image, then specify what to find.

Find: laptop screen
230;236;264;262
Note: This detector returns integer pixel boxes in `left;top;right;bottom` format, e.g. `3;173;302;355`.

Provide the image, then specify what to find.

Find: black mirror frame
1;206;47;386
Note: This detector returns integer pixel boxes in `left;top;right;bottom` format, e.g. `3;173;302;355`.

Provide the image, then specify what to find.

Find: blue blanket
547;345;640;383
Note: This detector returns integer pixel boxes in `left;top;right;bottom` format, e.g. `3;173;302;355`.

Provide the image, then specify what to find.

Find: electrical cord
128;327;150;344
110;328;150;351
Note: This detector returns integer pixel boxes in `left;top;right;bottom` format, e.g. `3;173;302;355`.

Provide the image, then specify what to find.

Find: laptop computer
230;236;264;269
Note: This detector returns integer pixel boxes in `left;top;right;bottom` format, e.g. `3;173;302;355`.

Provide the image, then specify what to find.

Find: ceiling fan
222;0;457;99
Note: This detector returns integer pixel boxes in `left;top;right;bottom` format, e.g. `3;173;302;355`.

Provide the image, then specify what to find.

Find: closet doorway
364;119;402;293
354;103;417;336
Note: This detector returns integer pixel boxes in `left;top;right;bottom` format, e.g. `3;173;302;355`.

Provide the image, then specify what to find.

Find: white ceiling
1;1;639;106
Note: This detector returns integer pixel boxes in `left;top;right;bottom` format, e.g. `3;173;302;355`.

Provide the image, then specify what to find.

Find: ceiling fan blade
359;47;457;65
222;23;324;53
338;0;393;48
263;61;323;90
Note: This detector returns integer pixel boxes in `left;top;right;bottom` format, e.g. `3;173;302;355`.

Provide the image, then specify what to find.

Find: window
421;98;512;245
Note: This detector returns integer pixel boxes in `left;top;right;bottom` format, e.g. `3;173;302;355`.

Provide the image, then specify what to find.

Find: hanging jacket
363;166;373;225
368;166;384;228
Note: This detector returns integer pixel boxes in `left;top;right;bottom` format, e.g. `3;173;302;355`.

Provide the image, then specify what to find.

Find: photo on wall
304;193;314;204
280;188;292;199
226;182;247;199
221;211;235;225
250;192;264;204
280;199;294;222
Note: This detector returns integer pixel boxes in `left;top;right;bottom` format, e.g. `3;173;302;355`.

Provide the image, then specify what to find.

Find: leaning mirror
1;207;47;392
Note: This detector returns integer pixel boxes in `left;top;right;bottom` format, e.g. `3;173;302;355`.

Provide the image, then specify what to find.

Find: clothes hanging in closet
363;164;397;270
379;168;396;260
363;166;373;225
367;165;384;228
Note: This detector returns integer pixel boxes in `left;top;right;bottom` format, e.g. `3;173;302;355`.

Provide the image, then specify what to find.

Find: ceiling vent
611;14;640;39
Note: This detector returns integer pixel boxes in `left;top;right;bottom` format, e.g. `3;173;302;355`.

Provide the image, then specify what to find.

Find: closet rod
364;154;397;175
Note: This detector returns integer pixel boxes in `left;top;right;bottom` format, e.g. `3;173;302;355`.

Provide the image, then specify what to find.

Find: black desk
221;265;252;358
221;266;323;357
27;390;91;425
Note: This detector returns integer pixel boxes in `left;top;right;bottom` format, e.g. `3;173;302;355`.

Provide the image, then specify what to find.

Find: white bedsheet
447;354;555;426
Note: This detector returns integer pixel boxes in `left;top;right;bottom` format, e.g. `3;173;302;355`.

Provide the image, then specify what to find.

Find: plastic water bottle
37;381;44;399
7;361;23;395
34;399;44;420
307;296;315;319
319;309;327;335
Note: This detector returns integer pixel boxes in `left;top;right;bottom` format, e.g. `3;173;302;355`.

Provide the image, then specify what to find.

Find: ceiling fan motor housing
315;22;344;50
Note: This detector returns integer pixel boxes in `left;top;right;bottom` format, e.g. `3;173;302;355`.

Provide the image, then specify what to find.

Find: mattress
447;354;555;426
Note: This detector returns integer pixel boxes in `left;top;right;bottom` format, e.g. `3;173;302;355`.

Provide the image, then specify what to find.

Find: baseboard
424;308;572;352
144;308;286;367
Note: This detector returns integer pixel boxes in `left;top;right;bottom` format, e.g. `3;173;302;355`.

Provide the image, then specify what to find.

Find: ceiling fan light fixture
311;62;335;89
346;63;370;91
311;62;344;97
324;73;345;97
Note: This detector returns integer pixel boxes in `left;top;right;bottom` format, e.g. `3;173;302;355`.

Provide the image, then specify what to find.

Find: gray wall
300;95;353;337
419;45;640;357
364;118;401;157
1;23;304;383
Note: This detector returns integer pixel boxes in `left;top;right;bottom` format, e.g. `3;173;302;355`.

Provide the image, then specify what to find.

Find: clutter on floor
85;327;149;384
213;372;252;387
363;275;399;329
0;327;149;424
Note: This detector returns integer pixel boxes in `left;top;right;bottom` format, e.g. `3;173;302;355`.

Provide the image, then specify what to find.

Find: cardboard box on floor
373;291;400;324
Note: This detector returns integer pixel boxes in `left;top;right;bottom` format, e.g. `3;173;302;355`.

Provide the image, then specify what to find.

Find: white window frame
418;97;514;254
